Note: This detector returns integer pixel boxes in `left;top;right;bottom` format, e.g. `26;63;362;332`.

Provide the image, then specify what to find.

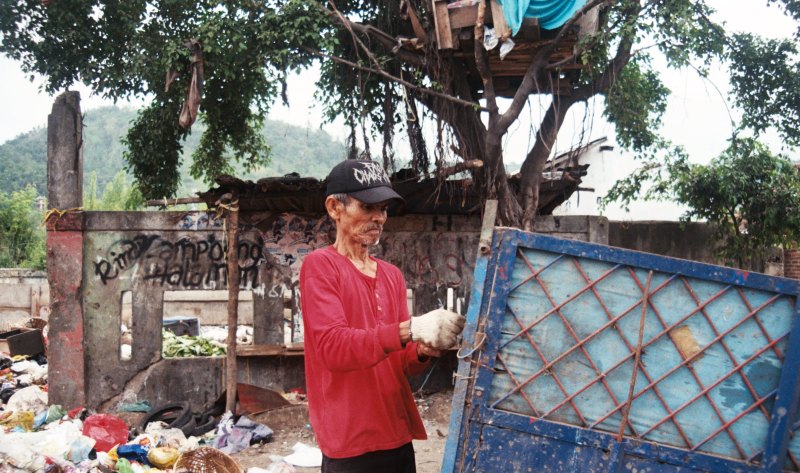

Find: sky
0;0;795;217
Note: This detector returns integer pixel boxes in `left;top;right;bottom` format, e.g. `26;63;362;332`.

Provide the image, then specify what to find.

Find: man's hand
409;308;466;350
416;343;443;361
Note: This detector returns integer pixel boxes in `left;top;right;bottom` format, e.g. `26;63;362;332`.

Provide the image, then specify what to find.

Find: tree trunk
519;95;575;231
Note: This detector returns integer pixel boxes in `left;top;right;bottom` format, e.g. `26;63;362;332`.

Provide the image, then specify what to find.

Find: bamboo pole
222;193;241;414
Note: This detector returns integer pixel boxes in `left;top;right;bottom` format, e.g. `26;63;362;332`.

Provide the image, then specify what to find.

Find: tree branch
303;47;488;112
438;159;484;178
322;4;427;68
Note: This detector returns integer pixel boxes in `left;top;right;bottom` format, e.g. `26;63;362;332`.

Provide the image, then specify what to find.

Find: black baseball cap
325;159;405;204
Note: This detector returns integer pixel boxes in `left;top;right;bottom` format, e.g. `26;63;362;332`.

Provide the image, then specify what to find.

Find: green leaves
162;329;225;357
603;58;669;152
610;138;800;269
727;33;800;147
0;0;329;199
0;185;45;269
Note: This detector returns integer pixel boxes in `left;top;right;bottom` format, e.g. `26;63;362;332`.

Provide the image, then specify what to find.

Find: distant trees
84;171;144;211
0;106;347;198
0;186;45;269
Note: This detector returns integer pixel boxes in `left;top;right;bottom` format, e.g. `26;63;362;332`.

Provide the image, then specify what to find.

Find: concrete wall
608;221;719;264
0;269;49;331
47;209;606;411
608;220;785;276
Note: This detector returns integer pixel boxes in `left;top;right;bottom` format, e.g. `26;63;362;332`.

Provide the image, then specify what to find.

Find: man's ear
325;196;342;220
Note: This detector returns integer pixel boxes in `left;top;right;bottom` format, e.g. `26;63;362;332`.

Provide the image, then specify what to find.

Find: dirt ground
231;390;454;473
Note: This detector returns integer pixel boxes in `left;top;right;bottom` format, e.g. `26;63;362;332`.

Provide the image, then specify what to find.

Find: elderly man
299;159;465;473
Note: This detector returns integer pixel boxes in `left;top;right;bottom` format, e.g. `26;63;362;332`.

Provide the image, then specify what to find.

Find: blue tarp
498;0;587;33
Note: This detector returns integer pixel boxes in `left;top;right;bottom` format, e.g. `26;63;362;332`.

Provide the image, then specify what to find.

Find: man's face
329;196;389;247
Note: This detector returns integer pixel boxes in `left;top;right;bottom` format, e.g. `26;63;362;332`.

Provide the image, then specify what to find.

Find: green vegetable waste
162;329;226;357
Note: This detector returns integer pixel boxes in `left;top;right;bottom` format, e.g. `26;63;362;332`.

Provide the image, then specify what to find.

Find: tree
610;138;800;268
84;170;144;211
2;1;799;230
0;186;45;269
311;0;800;229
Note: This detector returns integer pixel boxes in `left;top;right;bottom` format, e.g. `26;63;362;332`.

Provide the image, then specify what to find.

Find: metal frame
443;228;800;472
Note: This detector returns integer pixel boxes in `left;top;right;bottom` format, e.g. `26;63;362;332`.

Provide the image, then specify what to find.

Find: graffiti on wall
262;213;333;277
93;233;266;289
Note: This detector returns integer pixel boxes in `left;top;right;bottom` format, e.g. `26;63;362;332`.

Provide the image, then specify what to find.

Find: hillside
0;106;347;196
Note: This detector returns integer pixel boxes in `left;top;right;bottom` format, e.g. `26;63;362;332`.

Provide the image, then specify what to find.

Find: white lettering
352;162;389;186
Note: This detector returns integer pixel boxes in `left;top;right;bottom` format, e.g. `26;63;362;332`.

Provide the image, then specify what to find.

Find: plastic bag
82;413;130;452
499;39;515;60
6;385;48;413
483;27;498;50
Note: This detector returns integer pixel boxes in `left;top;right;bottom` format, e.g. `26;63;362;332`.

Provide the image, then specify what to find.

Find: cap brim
349;186;405;205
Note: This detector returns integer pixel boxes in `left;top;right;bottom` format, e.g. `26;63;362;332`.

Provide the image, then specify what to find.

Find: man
300;159;465;473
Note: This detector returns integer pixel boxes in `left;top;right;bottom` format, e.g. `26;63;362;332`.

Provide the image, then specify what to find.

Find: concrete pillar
46;91;86;409
47;91;83;209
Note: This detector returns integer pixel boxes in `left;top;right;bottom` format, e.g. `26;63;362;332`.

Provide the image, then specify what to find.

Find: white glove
410;309;466;350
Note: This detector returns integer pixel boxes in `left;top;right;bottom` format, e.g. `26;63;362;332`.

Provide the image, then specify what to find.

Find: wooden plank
448;3;479;29
236;344;305;357
432;0;453;49
489;0;511;41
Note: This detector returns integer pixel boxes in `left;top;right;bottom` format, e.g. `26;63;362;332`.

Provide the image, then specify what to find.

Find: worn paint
444;229;800;473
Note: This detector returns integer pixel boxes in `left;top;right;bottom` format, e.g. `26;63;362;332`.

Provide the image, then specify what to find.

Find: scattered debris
1;336;311;472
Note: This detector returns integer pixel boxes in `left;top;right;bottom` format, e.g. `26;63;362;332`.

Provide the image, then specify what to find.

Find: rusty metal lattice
443;229;800;473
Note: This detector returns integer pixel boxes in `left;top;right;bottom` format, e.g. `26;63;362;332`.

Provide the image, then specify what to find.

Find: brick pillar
785;249;800;280
46;92;86;409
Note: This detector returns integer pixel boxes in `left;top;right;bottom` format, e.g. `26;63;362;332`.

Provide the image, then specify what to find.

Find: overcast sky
0;1;795;163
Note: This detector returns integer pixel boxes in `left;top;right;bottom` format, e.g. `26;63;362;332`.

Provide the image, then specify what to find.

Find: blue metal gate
443;228;800;472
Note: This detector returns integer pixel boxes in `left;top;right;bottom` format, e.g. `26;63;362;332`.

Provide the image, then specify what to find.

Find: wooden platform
426;0;598;98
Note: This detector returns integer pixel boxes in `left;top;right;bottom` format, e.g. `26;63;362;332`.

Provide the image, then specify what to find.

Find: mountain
0;106;347;196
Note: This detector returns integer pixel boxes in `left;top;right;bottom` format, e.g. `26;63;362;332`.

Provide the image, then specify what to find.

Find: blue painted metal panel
443;229;800;472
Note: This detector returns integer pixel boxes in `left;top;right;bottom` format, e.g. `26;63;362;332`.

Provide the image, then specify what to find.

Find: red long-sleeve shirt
300;245;429;458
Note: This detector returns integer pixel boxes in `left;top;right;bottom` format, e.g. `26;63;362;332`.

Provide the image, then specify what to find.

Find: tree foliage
0;0;331;199
0;186;45;269
84;170;145;211
611;138;800;268
2;0;799;232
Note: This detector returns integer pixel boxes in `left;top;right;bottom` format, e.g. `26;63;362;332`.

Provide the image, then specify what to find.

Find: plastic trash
117;400;152;412
147;446;179;468
213;413;274;454
45;404;68;424
68;435;96;463
82;413;130;452
282;442;322;468
117;444;150;464
0;419;87;471
483;26;498;50
116;457;134;473
499;39;515;60
0;410;35;431
5;385;48;413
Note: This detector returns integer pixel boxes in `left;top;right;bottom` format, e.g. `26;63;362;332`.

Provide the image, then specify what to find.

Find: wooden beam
432;0;454;49
489;0;511;41
236;343;305;357
448;3;479;29
145;197;204;207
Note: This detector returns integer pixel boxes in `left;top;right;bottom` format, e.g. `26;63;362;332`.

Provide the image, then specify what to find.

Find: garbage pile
0;353;319;472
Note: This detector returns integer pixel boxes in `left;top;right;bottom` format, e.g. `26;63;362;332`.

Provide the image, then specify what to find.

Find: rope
41;207;83;227
214;199;239;220
457;332;487;359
